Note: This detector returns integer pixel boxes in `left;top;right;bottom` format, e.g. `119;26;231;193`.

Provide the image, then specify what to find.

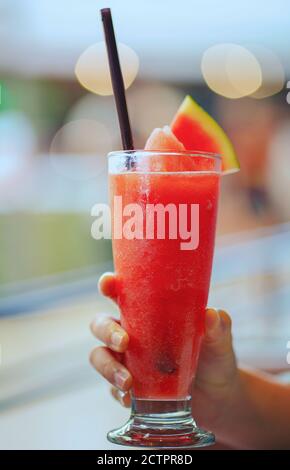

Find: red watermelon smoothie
109;148;221;402
104;90;238;449
100;9;237;448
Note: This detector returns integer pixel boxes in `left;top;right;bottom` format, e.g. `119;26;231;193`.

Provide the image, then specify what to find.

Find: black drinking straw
100;8;134;151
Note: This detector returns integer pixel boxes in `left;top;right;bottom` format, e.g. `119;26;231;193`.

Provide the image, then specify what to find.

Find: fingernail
114;370;129;389
218;310;231;332
111;331;123;348
116;390;126;406
206;308;220;331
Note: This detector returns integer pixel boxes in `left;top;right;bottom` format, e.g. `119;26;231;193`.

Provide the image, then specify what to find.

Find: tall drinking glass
107;150;221;448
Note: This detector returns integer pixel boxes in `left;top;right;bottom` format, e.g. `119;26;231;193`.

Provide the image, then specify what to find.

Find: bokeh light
201;43;262;99
248;46;285;99
67;94;116;136
75;41;139;96
49;119;111;181
66;93;122;149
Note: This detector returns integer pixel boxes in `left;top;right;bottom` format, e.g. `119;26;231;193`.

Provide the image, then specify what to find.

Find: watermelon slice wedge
171;95;240;174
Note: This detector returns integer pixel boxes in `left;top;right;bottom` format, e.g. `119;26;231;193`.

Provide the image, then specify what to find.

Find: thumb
98;272;118;304
195;308;237;391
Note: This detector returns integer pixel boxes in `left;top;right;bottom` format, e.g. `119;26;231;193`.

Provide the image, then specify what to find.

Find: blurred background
0;0;290;450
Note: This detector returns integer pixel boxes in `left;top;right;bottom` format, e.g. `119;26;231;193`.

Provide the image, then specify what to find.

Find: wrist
212;367;261;448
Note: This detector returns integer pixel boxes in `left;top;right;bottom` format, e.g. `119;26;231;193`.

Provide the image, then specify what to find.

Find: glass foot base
107;398;215;449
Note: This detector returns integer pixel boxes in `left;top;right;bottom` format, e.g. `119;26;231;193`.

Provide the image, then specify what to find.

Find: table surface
0;223;290;450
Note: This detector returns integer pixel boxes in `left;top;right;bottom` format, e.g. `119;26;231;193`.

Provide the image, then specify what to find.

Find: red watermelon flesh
172;113;219;154
143;125;216;172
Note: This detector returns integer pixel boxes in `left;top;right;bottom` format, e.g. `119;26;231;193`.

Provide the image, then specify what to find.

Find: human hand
89;272;239;430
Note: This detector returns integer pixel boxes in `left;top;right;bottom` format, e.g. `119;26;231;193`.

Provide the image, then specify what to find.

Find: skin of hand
90;272;290;449
90;272;238;431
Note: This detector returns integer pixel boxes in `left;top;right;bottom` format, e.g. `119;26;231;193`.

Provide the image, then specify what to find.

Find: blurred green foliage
0;213;112;286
